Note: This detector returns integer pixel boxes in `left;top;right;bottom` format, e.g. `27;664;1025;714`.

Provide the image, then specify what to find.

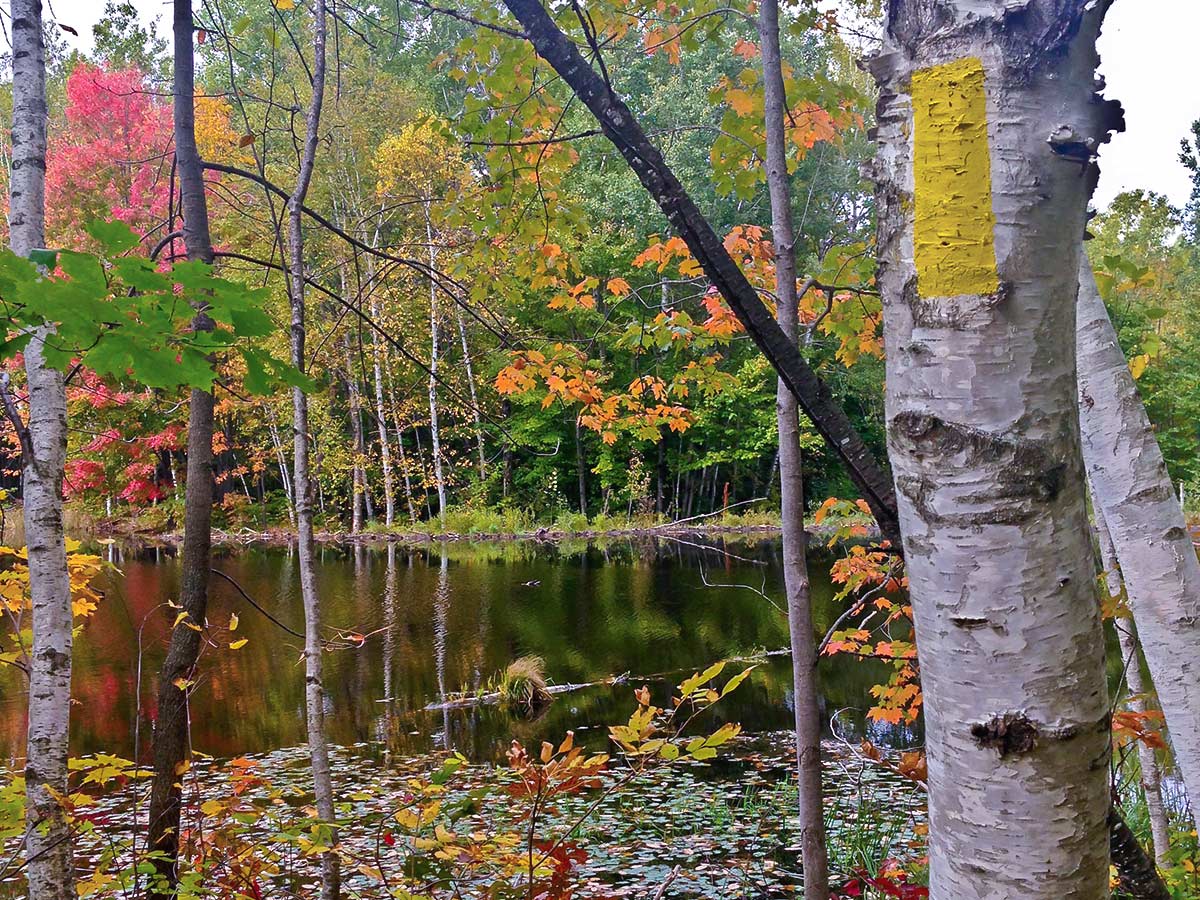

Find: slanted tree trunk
1078;259;1200;813
1095;507;1172;865
11;1;72;897
499;0;900;545
870;2;1119;896
759;2;828;896
425;205;448;524
285;1;338;896
145;3;219;892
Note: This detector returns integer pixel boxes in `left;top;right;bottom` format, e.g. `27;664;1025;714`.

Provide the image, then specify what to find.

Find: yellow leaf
175;758;192;776
1129;353;1150;380
229;638;248;650
229;612;239;632
173;611;189;628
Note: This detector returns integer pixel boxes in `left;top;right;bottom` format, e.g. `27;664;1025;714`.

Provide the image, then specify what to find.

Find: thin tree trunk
1078;259;1200;814
454;306;486;481
285;1;338;895
1095;508;1172;865
342;330;365;535
266;409;296;526
871;3;1119;896
499;0;900;544
383;351;417;523
11;1;71;896
501;397;513;500
574;414;587;517
369;293;396;526
148;0;221;891
759;2;828;896
425;205;447;524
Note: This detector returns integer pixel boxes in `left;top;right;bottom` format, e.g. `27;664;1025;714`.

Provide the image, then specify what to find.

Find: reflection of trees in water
381;543;397;740
0;538;921;761
434;544;450;749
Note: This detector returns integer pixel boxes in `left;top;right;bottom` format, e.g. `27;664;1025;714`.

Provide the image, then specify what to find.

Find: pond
0;535;913;766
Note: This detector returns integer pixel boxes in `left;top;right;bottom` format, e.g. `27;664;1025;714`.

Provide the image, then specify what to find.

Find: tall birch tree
11;0;73;896
870;1;1120;896
1077;258;1200;814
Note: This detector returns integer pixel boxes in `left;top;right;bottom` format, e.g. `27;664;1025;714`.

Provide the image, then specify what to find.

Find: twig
210;568;304;638
651;865;683;899
0;372;33;463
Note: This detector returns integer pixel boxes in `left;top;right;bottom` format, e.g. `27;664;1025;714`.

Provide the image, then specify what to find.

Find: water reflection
0;537;913;766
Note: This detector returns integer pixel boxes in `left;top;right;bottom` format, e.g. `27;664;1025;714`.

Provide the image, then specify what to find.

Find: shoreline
90;519;880;549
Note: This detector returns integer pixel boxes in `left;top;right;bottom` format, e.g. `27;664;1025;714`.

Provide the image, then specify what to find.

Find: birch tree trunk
369;293;396;526
453;307;486;481
1077;259;1200;814
12;1;72;896
759;2;828;896
145;2;219;891
285;1;338;896
870;2;1120;896
425;206;448;524
1094;508;1172;865
342;330;365;534
384;347;418;523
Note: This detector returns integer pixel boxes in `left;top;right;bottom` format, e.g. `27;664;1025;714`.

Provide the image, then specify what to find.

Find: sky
40;0;1200;212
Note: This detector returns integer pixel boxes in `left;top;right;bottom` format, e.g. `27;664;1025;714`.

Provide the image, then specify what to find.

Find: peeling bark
1078;259;1200;816
1095;509;1172;865
870;2;1117;896
11;0;73;896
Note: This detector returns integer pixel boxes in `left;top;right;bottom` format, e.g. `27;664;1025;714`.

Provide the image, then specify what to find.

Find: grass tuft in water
496;655;553;715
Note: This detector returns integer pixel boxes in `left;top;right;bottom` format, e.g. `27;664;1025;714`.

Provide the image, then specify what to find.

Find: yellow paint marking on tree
911;56;999;298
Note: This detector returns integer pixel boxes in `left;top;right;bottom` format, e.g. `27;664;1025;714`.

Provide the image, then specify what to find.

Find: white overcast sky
41;0;1200;211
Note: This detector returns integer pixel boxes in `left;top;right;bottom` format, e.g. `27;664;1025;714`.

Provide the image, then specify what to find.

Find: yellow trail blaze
911;57;999;299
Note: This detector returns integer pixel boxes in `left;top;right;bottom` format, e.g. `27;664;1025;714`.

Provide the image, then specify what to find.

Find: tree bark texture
1094;508;1172;865
145;5;220;889
12;0;73;896
425;207;448;524
499;0;900;545
1077;259;1200;815
870;2;1120;896
285;1;339;896
759;1;829;896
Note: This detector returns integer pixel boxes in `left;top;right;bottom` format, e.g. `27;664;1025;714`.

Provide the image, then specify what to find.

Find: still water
0;536;907;765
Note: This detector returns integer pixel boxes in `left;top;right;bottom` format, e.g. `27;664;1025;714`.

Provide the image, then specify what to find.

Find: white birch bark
1077;258;1200;817
870;2;1119;896
453;307;486;481
425;206;447;524
369;293;396;527
285;1;338;895
11;0;73;896
1094;507;1172;865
